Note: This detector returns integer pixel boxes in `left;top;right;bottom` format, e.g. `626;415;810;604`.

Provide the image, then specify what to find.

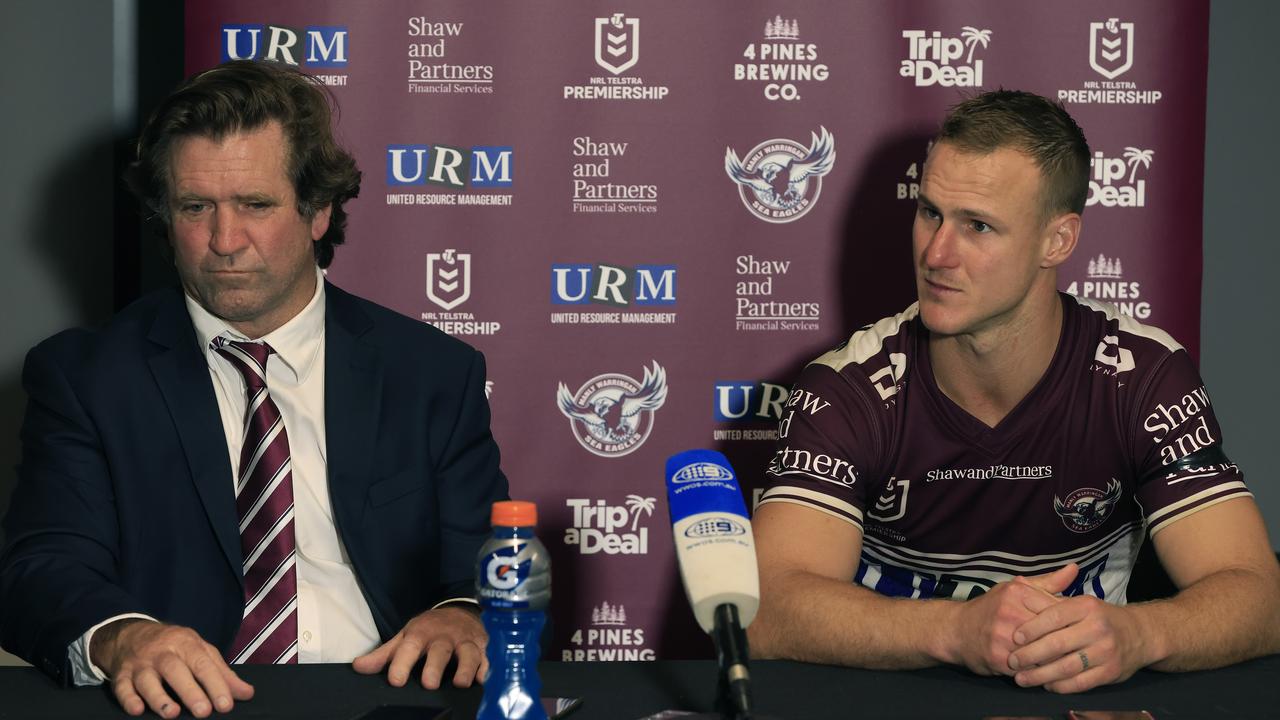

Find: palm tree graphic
624;495;656;531
960;27;992;63
1122;147;1154;183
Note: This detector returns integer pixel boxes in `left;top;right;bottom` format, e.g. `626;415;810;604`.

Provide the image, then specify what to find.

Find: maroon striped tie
213;338;299;665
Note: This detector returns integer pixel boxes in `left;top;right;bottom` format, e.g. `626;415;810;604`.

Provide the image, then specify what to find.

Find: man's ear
310;203;333;242
1041;212;1081;269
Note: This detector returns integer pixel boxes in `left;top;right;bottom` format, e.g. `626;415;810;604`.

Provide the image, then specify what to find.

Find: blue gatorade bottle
476;500;551;720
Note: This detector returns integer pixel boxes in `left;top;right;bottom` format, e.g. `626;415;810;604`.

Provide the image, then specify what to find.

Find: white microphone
665;449;759;719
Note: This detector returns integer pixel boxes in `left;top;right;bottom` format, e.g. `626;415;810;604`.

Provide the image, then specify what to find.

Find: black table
1;656;1277;719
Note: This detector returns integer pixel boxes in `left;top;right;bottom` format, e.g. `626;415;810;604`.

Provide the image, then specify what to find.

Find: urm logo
714;381;788;422
551;264;676;306
387;145;513;188
221;24;348;67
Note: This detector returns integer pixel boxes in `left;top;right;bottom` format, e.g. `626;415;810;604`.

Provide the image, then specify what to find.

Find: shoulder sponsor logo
734;16;829;101
564;600;654;661
222;24;348;81
900;26;990;87
1091;335;1135;376
1059;19;1162;105
1088;147;1152;208
1054;479;1122;533
725;128;835;224
564;496;654;554
557;362;668;457
406;18;494;94
767;446;858;487
565;14;669;101
1066;253;1151;320
421;250;501;336
571;136;658;214
1144;386;1218;465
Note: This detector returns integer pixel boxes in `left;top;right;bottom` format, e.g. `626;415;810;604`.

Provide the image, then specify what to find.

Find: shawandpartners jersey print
761;294;1249;603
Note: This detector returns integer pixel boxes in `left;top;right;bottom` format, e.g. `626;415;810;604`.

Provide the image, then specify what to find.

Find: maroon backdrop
186;0;1209;660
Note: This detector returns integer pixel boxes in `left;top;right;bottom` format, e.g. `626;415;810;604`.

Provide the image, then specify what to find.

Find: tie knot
212;337;276;388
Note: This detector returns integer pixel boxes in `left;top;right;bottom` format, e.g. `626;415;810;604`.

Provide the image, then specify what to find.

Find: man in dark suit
0;60;507;718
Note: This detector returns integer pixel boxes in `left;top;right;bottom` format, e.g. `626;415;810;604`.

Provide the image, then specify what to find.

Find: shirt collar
185;267;327;383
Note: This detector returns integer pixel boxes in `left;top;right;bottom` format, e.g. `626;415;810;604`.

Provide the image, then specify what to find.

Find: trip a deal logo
221;24;349;85
385;143;514;207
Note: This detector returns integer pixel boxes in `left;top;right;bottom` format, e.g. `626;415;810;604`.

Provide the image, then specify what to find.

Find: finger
218;660;256;701
421;640;456;690
477;653;490;685
387;635;426;687
157;655;214;718
132;667;183;720
111;673;147;717
188;649;235;714
451;641;483;687
1018;584;1062;615
1044;666;1110;694
352;637;398;675
1014;644;1092;688
1024;563;1079;595
1013;599;1087;646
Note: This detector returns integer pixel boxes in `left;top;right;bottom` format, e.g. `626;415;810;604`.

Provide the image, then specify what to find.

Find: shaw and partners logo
557;362;668;457
725;127;835;223
221;24;348;69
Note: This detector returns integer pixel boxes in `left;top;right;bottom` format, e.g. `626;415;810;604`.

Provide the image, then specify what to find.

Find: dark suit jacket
0;282;508;684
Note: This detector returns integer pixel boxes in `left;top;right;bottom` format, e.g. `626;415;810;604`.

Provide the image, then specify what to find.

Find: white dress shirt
70;270;382;683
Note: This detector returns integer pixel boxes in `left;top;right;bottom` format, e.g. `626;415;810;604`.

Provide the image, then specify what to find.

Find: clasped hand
951;562;1148;693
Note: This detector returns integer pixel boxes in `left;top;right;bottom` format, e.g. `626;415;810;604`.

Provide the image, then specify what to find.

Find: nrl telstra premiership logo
557;361;668;457
725;127;835;223
426;249;471;311
595;13;639;75
1090;18;1134;80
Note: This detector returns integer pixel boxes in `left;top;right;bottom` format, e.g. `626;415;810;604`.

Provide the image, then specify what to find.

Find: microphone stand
712;603;752;720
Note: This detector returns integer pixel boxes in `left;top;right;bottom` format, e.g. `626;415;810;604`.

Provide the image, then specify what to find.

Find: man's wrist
89;617;156;676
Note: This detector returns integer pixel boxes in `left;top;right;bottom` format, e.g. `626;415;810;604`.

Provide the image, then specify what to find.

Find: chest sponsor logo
900;26;990;87
725;128;835;224
1054;479;1122;533
925;465;1054;482
222;24;348;83
564;496;654;554
557;362;668;457
1059;19;1162;105
564;601;655;661
1066;253;1151;320
1088;147;1152;208
734;16;829;101
406;18;494;94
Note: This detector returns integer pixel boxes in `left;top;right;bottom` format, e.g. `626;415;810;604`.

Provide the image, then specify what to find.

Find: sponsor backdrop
186;1;1209;660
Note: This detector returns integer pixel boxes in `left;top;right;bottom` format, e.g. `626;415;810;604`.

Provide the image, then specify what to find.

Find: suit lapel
324;284;382;543
146;292;243;585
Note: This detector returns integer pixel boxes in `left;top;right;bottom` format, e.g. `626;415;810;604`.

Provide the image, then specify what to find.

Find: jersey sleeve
1131;349;1250;536
758;362;883;533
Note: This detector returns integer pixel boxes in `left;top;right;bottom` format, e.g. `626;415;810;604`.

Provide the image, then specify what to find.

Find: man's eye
971;220;992;233
918;206;940;221
245;201;272;211
181;203;208;214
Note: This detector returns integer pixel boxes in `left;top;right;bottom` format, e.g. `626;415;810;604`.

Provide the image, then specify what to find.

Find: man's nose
208;206;250;256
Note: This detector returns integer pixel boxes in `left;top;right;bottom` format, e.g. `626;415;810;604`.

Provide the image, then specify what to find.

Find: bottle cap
491;500;537;527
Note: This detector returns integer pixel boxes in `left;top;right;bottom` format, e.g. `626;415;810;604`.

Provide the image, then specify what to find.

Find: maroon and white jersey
760;294;1249;603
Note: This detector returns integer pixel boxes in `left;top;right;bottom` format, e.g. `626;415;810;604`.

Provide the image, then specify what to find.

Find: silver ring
1078;651;1090;671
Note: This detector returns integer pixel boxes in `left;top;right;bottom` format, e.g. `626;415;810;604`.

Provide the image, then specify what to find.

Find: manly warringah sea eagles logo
557;361;667;457
1054;479;1123;533
1089;18;1134;80
725;127;835;223
595;14;639;75
426;249;471;310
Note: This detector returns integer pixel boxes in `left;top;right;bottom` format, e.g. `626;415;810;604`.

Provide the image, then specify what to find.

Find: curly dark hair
935;89;1090;223
124;60;361;268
